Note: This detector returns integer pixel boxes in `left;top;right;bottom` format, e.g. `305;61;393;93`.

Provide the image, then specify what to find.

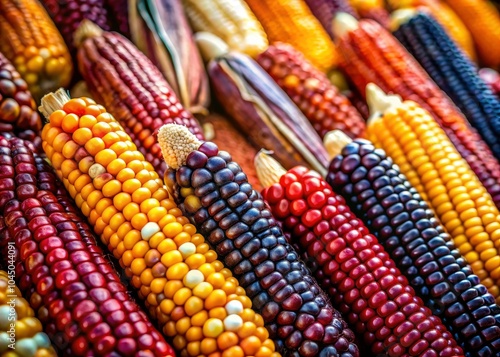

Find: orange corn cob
0;0;72;101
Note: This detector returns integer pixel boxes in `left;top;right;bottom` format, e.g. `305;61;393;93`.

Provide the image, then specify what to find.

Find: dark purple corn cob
158;124;359;357
326;138;500;357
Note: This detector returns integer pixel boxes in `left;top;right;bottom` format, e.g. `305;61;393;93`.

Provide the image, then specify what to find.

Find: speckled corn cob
0;135;174;356
158;124;359;357
326;132;500;357
39;90;279;357
303;0;358;38
76;21;204;178
334;14;500;211
256;43;366;139
257;153;465;357
0;0;72;101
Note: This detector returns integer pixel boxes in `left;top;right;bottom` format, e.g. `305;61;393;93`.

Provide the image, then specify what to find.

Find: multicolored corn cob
0;52;42;150
0;0;72;101
443;0;500;67
245;0;338;71
256;153;465;357
0;135;175;356
349;0;390;28
325;130;500;356
334;13;500;211
479;68;500;98
363;85;500;304
256;42;366;139
303;0;358;38
387;0;477;60
76;21;204;178
181;0;268;58
158;124;359;357
39;90;279;357
393;10;500;160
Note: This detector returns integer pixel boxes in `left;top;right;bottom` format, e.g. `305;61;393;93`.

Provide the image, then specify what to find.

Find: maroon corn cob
0;135;175;356
104;0;129;37
256;43;366;139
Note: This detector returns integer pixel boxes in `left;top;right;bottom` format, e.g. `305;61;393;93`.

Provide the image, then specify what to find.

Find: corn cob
334;14;500;211
365;85;500;303
76;21;204;178
129;0;210;115
325;130;500;356
181;0;268;58
39;90;280;357
104;0;130;37
256;153;465;357
0;0;72;101
256;43;366;140
158;124;359;357
479;68;500;98
349;0;390;28
200;114;262;191
392;11;500;160
0;135;175;356
197;33;330;177
0;271;57;357
387;0;476;61
443;0;500;68
245;0;338;72
0;52;42;151
303;0;358;38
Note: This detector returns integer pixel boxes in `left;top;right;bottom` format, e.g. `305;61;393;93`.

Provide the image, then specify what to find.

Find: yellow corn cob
388;0;477;60
366;84;500;302
181;0;268;58
39;89;280;357
443;0;500;67
0;0;72;101
245;0;338;71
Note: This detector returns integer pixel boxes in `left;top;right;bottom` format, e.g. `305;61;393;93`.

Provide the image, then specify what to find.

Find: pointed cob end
366;83;402;124
157;124;202;169
332;12;360;41
390;9;418;31
74;19;104;48
39;88;71;119
194;32;230;63
254;150;287;188
324;130;353;159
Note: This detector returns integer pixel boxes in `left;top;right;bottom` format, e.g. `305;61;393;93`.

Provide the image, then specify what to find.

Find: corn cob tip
157;123;202;169
74;19;104;48
366;83;402;123
194;32;230;63
324;130;353;159
39;88;71;119
390;8;418;31
332;13;359;41
202;122;215;140
254;149;287;188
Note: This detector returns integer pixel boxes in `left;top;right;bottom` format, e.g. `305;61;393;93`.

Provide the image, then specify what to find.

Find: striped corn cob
256;153;465;357
158;124;359;357
0;135;175;356
443;0;500;67
365;85;500;302
0;0;72;101
334;14;500;211
0;52;42;150
479;68;500;98
349;0;390;28
0;271;57;357
303;0;358;38
39;90;280;357
387;0;477;60
245;0;338;72
256;43;366;140
325;131;500;356
393;11;500;160
181;0;268;58
76;21;204;178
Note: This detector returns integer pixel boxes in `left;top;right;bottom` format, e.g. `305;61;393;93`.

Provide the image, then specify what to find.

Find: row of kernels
41;96;279;357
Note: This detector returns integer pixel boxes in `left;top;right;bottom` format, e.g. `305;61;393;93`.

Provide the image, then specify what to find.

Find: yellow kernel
148;207;167;222
200;338;217;355
122;178;142;193
85;137;105;156
107;159;126;176
131;258;146;275
132;187;152;204
132;240;150;258
116;168;135;182
113;192;132;211
123;230;141;250
187;341;201;356
209;307;227;321
151;278;167;294
62;140;80;159
164;222;184;238
123;202;140;221
238;321;256;339
173;287;192;306
167;262;189;280
161;250;183;268
62;113;80;133
203;318;224;338
222;346;244;357
185;296;204;316
205;290;227;310
160;299;175;315
131;213;148;230
206;273;225;288
73;127;93;146
102;180;122;198
217;331;239;351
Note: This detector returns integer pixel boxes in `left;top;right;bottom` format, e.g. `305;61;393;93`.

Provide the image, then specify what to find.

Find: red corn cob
0;135;175;356
334;14;500;211
257;154;464;357
256;43;366;139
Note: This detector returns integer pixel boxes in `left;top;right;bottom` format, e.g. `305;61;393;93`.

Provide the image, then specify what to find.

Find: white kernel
225;300;243;315
183;269;204;289
179;242;197;258
223;314;243;332
141;222;160;241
